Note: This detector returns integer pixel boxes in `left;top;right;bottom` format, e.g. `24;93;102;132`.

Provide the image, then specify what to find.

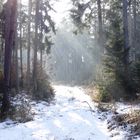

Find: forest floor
0;85;139;140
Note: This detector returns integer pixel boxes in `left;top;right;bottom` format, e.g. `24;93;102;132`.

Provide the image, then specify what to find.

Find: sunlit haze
51;0;71;25
21;0;71;25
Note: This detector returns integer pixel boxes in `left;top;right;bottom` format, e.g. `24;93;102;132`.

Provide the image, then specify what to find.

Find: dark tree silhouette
1;0;17;115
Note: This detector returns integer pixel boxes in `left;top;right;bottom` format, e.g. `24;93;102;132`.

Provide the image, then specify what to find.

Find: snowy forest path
30;85;112;140
0;85;122;140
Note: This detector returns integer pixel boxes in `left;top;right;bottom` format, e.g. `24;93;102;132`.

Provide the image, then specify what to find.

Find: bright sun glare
21;0;28;4
21;0;71;25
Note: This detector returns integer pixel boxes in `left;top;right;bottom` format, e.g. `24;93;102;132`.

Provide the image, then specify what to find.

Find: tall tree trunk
123;0;129;65
27;0;32;91
102;1;106;25
122;0;133;96
133;0;136;60
40;47;43;70
2;0;17;115
40;4;43;70
15;15;19;92
15;35;19;92
19;0;23;87
33;0;39;91
97;0;103;50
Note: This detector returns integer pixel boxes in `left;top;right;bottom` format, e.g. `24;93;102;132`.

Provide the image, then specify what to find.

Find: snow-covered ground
0;85;138;140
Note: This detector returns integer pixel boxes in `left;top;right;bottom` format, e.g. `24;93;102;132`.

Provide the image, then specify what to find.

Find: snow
0;85;138;140
116;102;140;114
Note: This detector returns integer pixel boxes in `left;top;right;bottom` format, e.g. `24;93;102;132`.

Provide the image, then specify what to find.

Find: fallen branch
82;101;95;114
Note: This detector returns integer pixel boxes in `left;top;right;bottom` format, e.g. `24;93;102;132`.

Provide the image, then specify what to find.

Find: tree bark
40;3;43;70
15;3;19;92
97;0;103;50
33;0;39;91
123;0;129;65
27;0;32;91
19;0;23;87
2;0;17;115
133;0;136;60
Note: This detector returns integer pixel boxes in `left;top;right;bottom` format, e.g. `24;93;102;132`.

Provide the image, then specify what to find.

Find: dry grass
85;85;112;103
108;109;140;138
85;85;101;102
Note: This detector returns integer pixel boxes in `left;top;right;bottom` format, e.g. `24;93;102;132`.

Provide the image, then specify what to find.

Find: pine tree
98;0;137;101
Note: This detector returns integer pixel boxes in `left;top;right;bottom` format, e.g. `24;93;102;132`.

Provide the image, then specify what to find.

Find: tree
2;0;17;115
97;0;103;51
19;0;23;87
133;0;136;58
15;1;19;92
122;0;129;66
27;0;32;91
33;0;39;91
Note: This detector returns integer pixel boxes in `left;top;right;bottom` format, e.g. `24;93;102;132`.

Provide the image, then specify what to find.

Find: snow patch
0;85;137;140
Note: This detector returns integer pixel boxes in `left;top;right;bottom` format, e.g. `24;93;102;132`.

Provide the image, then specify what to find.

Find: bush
9;102;33;123
96;85;112;102
0;93;33;123
95;60;134;102
33;64;54;102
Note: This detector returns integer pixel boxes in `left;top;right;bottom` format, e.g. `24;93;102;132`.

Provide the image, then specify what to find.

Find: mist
47;27;100;85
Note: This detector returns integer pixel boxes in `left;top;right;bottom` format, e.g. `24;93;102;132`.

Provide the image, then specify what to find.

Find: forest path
44;85;111;140
0;85;124;140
